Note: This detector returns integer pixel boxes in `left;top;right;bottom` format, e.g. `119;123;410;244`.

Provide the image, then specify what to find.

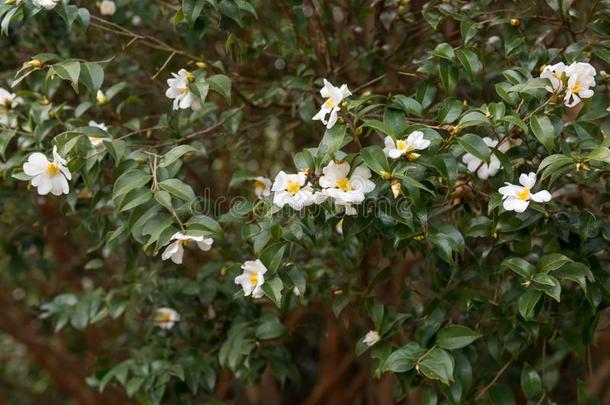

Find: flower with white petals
312;79;351;129
253;176;272;199
32;0;59;9
272;171;315;210
161;232;214;264
166;69;199;111
318;161;375;215
0;87;21;128
383;131;430;160
88;120;108;147
99;0;116;15
540;62;567;93
363;330;381;347
154;307;180;330
23;146;71;196
563;62;596;108
234;259;268;299
462;137;514;180
498;172;551;213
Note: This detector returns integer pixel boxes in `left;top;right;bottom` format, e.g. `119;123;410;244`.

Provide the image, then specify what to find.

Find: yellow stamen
185;71;195;83
249;274;259;285
406;152;420;161
516;187;530;201
180;239;191;247
179;87;189;94
396;139;412;152
286;181;301;195
46;162;60;176
323;98;335;109
336;177;352;191
255;181;265;190
571;82;581;93
159;312;172;322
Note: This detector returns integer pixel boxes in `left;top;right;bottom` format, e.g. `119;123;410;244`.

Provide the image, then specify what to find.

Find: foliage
0;0;609;403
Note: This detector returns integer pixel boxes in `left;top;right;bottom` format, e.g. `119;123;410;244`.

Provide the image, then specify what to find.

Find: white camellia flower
462;137;515;180
88;120;108;147
563;62;596;108
272;171;315;210
154;307;180;330
32;0;59;10
498;172;551;213
540;62;567;93
166;69;199;110
23;146;72;196
99;0;117;15
253;176;272;199
312;79;351;129
161;232;214;264
234;259;268;299
383;131;430;160
363;330;381;347
0;87;21;128
317;161;375;215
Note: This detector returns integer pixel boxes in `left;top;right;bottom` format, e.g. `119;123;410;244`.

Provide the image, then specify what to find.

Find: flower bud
185;71;195;83
510;18;520;27
379;170;391;180
5;0;16;5
96;90;108;105
195;61;207;69
27;59;43;68
391;178;401;198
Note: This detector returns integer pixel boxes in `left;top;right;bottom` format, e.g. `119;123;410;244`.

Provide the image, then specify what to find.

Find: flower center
286;181;301;195
179;87;189;94
396;139;412;151
571;81;581;93
323;98;335;109
255;181;266;190
46;162;60;176
516;187;530;201
159;312;172;322
336;177;352;191
180;239;191;247
249;274;259;285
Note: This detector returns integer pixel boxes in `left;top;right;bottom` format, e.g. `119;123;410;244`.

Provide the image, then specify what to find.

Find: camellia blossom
166;69;199;110
317;161;375;215
272;171;315;210
23;146;72;196
312;79;351;129
99;0;117;15
154;307;180;330
234;259;268;299
363;330;381;347
383;131;430;160
462;137;514;180
32;0;59;9
563;62;596;108
88;120;108;147
0;87;21;128
540;62;567;93
253;176;272;199
161;232;214;264
498;172;551;213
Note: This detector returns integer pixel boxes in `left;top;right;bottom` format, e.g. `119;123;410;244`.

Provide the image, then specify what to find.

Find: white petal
326;109;338;129
531;190;551;203
196;238;214;251
23;153;49;176
387;148;404;159
503;197;529;213
161;241;180;261
519;172;536;188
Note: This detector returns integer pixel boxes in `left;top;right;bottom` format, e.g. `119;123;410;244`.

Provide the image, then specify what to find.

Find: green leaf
585;146;610;164
362;119;397;139
207;74;231;103
79;62;104;95
533;273;561;302
438;98;463;124
432;43;455;61
360;145;390;175
460;19;479;44
159;145;199;168
537;253;573;273
319;124;346;156
436;325;482;350
392;95;423;117
255;315;286;340
261;277;283;307
501;257;536;278
455;49;482;82
521;363;543;399
518;288;542;319
182;0;205;26
53;60;81;89
119;189;153;212
438;61;458;94
219;0;242;26
158;179;196;202
530;115;555;153
112;170;151;199
383;342;425;373
456;133;491;163
154;190;173;209
418;348;454;385
186;215;223;237
458;111;491;128
508;78;549;94
190;80;209;106
554;262;592;292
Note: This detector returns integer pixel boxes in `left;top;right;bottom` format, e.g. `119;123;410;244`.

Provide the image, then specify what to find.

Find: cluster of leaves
0;0;609;403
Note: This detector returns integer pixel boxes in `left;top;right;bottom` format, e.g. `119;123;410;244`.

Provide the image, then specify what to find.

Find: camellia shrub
0;0;609;403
